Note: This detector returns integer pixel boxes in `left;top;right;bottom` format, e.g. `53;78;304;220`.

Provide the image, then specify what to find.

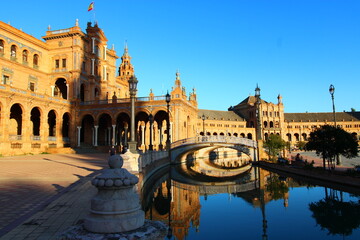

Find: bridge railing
139;150;169;169
171;135;257;149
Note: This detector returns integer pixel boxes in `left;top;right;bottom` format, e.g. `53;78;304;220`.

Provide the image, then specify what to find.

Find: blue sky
1;0;359;113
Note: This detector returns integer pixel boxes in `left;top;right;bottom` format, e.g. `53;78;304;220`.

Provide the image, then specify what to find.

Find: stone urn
84;154;145;233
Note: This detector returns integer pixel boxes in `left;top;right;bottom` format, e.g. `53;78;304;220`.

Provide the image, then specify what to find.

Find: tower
118;43;134;82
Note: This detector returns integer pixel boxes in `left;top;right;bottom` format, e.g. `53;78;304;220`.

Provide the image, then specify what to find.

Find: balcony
9;135;22;141
48;136;57;142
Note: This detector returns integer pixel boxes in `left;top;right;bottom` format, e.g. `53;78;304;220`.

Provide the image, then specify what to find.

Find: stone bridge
170;135;258;164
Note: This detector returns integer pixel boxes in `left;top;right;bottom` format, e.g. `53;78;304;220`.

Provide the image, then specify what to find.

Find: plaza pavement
0;153;113;239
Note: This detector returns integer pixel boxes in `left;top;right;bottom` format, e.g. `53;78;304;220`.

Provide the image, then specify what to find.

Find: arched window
0;40;4;55
270;121;274;128
10;45;17;59
33;54;39;67
264;121;268;128
22;50;28;63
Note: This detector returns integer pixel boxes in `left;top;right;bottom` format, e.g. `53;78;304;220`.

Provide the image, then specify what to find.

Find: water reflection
309;189;360;236
140;163;360;240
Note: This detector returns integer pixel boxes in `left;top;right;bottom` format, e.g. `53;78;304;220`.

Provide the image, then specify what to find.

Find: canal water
142;166;360;240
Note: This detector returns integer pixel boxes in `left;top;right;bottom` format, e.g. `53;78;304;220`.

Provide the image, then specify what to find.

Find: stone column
112;125;116;146
94;125;98;147
77;126;81;147
170;122;173;142
50;86;55;97
124;127;128;147
141;125;145;146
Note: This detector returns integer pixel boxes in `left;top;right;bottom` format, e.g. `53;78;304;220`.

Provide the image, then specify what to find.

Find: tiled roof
284;112;360;122
235;96;268;106
198;109;246;121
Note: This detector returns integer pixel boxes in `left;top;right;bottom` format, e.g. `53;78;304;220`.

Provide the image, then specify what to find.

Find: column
94;125;98;146
91;59;95;75
66;84;69;100
103;45;107;60
50;86;55;97
92;37;95;54
103;65;107;81
112;125;116;146
170;122;173;142
141;125;145;146
158;125;163;150
124;127;128;147
77;126;81;147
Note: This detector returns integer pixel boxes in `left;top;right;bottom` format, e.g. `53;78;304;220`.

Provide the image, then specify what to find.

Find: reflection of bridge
170;136;258;163
173;181;259;195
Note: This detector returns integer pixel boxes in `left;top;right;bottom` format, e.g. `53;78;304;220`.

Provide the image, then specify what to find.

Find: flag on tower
88;2;94;11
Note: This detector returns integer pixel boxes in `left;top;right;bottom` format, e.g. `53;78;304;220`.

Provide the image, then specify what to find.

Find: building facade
0;20;359;156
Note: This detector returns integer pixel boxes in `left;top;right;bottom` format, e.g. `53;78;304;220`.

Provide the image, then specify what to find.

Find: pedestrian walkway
288;151;358;171
0;153;112;239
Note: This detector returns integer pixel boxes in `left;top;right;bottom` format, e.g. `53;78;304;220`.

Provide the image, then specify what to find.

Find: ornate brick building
0;20;359;156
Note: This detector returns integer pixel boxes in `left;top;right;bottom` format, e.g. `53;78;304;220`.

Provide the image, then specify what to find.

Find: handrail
171;135;257;148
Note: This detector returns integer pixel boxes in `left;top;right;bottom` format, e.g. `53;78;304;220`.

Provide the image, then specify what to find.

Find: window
33;54;39;66
29;82;35;92
2;75;9;84
22;50;28;63
0;40;4;55
10;45;16;58
62;59;66;68
55;59;60;68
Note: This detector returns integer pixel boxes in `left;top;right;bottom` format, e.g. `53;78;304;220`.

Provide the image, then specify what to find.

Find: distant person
295;153;302;162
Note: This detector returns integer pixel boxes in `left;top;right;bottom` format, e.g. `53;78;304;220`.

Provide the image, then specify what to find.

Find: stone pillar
94;125;98;147
112;125;116;146
91;59;95;75
141;125;145;146
170;122;173;142
77;126;81;147
66;84;69;100
50;86;55;97
124;127;128;148
85;154;144;233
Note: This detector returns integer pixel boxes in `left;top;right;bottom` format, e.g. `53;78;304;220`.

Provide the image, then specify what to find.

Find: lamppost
149;114;154;151
201;114;206;136
128;75;138;153
255;85;262;162
165;92;171;151
255;85;262;141
329;84;341;165
329;84;336;127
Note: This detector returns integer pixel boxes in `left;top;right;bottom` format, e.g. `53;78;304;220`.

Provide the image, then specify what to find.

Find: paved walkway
0;153;111;239
288;151;359;171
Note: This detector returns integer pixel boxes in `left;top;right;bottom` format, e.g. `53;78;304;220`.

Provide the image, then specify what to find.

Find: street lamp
128;75;138;153
149;114;154;151
255;84;262;141
201;114;206;136
329;84;341;165
329;84;336;127
165;92;171;151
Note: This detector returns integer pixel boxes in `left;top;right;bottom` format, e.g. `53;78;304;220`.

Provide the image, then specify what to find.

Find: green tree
263;134;287;161
305;125;358;169
296;141;307;150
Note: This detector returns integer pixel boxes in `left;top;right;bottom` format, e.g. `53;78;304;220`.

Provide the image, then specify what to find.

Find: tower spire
175;70;181;88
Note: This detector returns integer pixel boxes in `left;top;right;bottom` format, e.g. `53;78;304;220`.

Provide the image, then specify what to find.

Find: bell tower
118;43;134;81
